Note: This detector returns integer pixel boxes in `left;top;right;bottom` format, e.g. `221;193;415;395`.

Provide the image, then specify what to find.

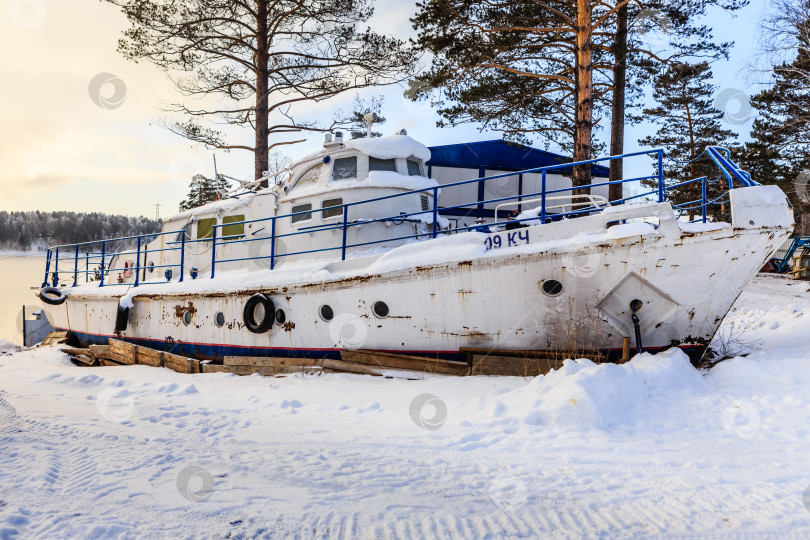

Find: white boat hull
42;186;793;365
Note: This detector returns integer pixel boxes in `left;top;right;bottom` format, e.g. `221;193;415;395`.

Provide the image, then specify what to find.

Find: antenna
364;112;379;137
213;154;221;200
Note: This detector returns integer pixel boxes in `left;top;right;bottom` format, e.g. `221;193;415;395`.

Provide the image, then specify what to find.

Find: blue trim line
64;329;705;365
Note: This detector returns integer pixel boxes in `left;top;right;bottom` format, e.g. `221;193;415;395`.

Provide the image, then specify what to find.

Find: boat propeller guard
597;272;679;348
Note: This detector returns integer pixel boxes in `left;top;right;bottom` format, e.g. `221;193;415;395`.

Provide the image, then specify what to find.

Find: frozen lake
0;254;47;344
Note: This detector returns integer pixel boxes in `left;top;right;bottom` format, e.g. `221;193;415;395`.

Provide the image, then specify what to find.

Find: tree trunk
608;3;627;202
255;0;270;187
684;94;696;221
573;0;593;193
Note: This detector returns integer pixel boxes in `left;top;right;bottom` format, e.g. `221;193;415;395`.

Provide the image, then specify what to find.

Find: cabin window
291;203;312;223
222;214;245;239
197;218;216;240
297;163;323;186
176;222;192;242
369;157;397;172
332;156;357;180
407;159;422;176
322;198;343;219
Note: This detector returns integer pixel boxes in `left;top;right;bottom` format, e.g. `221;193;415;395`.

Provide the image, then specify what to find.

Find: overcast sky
1;0;771;219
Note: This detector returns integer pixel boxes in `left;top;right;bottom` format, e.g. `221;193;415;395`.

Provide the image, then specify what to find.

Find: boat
37;131;794;366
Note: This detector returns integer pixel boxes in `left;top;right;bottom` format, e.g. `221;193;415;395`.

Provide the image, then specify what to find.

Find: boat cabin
116;131;439;284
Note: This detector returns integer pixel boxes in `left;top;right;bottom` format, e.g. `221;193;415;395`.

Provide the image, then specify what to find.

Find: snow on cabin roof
285;170;439;199
290;135;432;168
165;194;252;223
344;135;431;162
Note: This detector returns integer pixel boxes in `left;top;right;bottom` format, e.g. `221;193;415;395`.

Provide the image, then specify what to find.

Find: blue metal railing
41;146;756;289
772;236;810;273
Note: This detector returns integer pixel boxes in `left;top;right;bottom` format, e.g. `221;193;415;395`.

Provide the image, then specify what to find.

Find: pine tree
179;174;230;212
608;0;746;199
345;95;386;139
735;0;810;233
638;61;737;219
104;0;415;185
411;0;743;192
411;0;627;188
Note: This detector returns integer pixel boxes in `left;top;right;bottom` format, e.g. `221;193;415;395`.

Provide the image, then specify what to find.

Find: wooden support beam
89;345;112;360
322;359;382;376
224;356;322;368
470;354;563;377
162;351;200;374
59;347;92;357
98;358;128;367
73;354;96;366
202;363;321;376
135;346;162;368
341;350;468;376
40;331;69;347
108;339;137;365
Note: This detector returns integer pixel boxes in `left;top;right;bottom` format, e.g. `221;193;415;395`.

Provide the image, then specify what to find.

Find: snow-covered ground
1;275;809;539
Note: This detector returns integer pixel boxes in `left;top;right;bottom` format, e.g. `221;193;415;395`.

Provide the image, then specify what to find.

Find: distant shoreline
0;250;47;258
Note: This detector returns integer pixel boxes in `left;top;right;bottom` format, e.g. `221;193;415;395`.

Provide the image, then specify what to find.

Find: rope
661;149;709;166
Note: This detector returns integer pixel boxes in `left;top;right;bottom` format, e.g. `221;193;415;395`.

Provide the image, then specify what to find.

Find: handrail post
72;245;79;286
210;226;217;279
540;170;547;223
341;205;348;261
270;217;276;270
42;249;51;287
54;247;59;287
99;242;105;287
84;252;89;284
179;230;186;282
657;150;664;202
134;236;141;287
701;177;707;223
431;187;439;238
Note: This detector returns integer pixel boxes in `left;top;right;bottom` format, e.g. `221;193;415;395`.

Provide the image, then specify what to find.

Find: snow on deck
1;275;809;538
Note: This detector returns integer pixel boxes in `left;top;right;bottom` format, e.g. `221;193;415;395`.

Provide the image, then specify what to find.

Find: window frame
406;158;423;176
369;156;397;173
291;203;313;224
331;155;358;181
196;217;217;240
221;214;246;240
321;198;344;220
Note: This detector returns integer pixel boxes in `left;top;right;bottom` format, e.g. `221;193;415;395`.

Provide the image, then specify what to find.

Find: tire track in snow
0;393;143;539
0;394;18;435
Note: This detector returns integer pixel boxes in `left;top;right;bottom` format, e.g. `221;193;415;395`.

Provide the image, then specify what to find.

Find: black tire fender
39;286;67;306
115;305;130;332
243;294;275;334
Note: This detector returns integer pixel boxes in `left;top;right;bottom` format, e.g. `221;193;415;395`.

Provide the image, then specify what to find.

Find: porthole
372;301;389;318
319;304;334;322
214;312;225;327
275;309;286;325
182;310;193;325
542;279;563;297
